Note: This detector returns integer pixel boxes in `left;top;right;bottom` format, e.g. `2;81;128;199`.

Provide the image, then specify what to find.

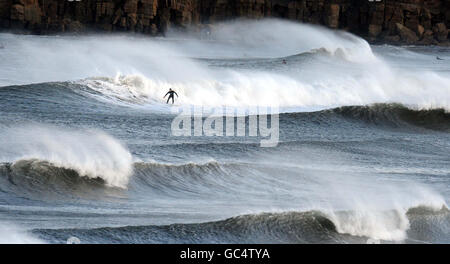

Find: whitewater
0;19;449;244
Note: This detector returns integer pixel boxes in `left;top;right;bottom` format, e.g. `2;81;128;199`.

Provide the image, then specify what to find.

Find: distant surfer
436;56;444;60
164;88;178;104
282;59;287;64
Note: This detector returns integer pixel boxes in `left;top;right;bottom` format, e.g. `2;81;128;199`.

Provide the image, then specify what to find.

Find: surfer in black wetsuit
436;56;444;60
164;88;178;104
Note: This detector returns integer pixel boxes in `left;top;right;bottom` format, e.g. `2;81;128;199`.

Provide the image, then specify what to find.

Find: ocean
0;20;449;244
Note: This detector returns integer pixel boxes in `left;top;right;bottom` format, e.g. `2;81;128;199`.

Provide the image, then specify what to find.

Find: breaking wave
0;125;133;188
33;206;449;244
1;156;447;243
330;103;450;131
77;67;450;110
1;19;449;111
0;19;449;245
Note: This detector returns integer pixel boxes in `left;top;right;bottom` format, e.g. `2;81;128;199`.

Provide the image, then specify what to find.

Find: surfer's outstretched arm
174;92;178;97
164;92;170;98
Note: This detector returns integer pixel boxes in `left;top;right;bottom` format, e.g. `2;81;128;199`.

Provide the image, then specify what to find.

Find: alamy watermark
171;106;279;147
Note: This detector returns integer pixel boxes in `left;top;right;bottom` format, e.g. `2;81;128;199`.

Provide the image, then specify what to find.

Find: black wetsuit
164;90;178;104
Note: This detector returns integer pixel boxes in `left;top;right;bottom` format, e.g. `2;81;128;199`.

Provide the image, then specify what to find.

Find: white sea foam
0;125;133;188
253;150;448;241
0;19;449;111
0;222;44;244
326;188;446;241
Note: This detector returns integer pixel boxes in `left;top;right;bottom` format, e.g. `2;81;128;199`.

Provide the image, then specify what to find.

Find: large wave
0;103;445;200
330;103;450;131
1;20;449;244
0;155;447;242
33;206;449;244
1;19;449;111
132;161;447;241
0;125;133;188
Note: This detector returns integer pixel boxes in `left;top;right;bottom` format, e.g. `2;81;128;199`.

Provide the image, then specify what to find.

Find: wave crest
34;206;449;244
0;125;133;188
331;103;450;131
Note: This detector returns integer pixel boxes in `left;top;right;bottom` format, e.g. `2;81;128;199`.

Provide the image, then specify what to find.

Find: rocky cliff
0;0;449;45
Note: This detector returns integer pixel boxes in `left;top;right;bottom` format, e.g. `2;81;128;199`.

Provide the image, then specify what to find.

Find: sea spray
1;20;449;110
0;222;44;244
0;125;133;188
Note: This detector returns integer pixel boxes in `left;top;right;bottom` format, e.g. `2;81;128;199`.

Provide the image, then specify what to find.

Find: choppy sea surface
0;20;449;244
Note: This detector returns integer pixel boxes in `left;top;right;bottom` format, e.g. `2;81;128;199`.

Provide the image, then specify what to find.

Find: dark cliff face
0;0;449;45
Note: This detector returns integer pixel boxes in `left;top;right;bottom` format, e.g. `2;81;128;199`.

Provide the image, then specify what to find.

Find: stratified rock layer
0;0;449;45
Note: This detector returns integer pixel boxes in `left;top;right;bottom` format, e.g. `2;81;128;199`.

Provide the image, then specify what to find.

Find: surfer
164;88;178;104
436;56;444;60
282;59;287;64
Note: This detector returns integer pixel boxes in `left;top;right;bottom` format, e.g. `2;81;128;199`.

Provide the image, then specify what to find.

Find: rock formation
0;0;449;45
